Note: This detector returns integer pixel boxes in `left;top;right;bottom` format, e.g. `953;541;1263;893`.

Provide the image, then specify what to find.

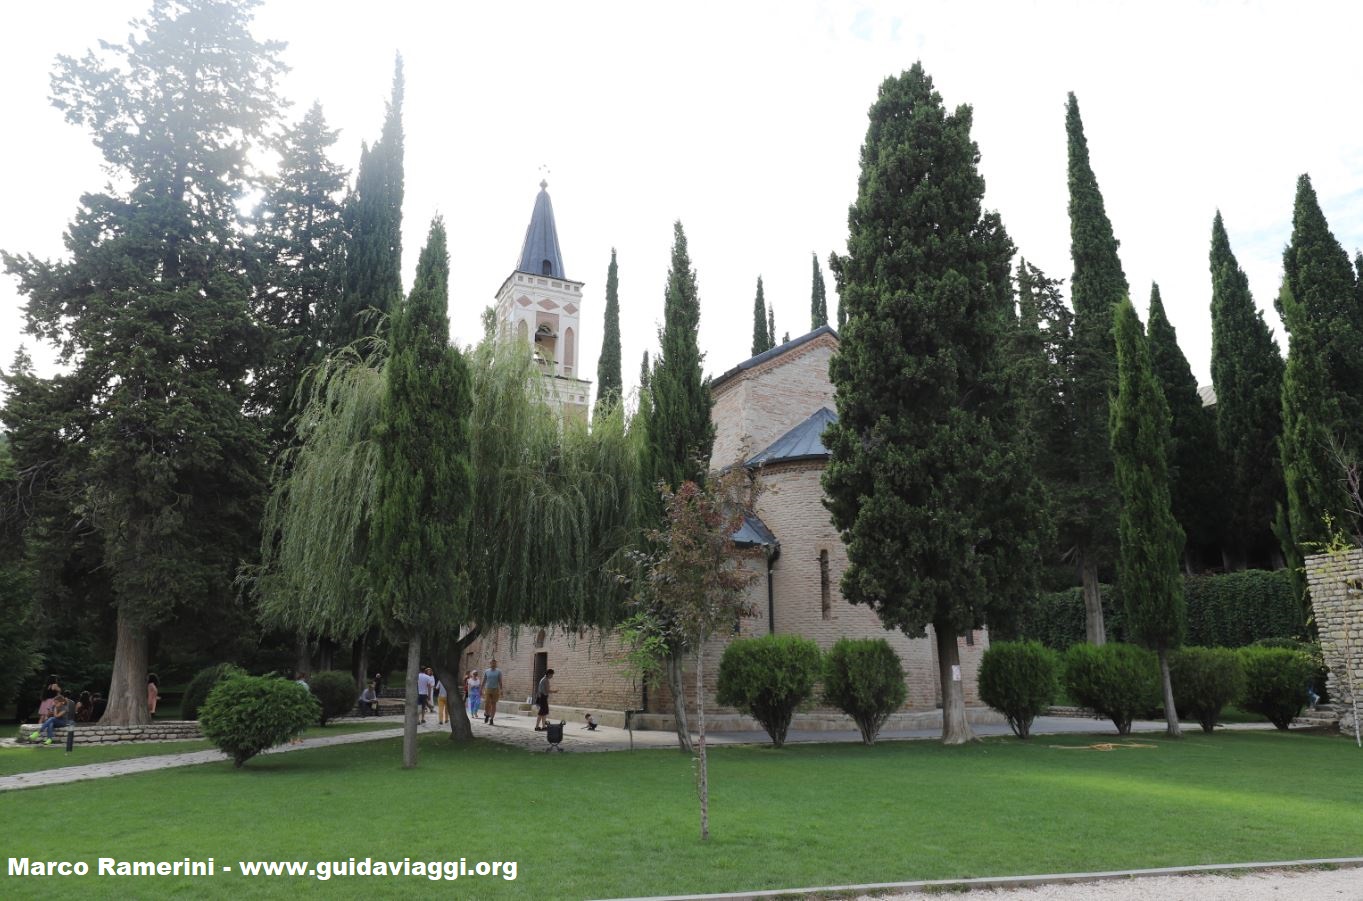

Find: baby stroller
545;720;566;752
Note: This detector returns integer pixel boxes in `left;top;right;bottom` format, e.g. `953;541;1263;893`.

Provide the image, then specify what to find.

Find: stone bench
16;721;203;745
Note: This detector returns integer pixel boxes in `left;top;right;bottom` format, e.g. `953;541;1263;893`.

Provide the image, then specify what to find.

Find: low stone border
16;721;202;745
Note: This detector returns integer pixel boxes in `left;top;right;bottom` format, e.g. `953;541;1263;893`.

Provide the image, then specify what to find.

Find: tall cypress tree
751;275;769;356
766;301;777;351
369;217;473;768
1;0;282;725
824;64;1042;745
1209;213;1285;567
1277;175;1363;563
596;248;623;412
811;252;829;329
649;222;715;493
1110;297;1185;738
333;56;405;348
1145;283;1224;568
1065;92;1125;644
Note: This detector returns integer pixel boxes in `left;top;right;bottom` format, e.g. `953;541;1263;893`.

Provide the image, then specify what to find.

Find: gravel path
866;866;1363;899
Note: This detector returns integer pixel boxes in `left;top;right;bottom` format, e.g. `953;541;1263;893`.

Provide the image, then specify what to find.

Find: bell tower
494;180;590;420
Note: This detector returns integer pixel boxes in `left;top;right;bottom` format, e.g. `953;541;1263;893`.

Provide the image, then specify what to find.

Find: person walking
417;666;435;724
436;675;448;725
534;669;555;731
466;669;482;719
482;659;503;726
146;673;160;717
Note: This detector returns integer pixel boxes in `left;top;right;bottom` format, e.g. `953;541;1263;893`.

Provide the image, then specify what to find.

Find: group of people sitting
27;675;108;744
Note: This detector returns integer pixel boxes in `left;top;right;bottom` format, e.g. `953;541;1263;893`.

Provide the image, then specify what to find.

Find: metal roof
712;325;838;391
746;406;838;467
731;511;778;548
516;180;566;279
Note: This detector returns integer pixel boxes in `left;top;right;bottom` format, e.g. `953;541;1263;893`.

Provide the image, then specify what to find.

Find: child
584;712;598;731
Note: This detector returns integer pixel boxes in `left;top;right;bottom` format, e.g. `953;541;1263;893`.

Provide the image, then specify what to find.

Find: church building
475;184;992;729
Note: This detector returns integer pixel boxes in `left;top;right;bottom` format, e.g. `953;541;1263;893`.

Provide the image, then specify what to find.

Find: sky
3;0;1362;403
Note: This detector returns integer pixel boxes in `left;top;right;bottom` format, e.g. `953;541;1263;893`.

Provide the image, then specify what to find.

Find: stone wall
1305;548;1363;735
17;721;203;745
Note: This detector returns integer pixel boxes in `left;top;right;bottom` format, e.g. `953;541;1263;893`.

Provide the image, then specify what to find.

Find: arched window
517;319;529;344
542;259;553;275
563;326;575;374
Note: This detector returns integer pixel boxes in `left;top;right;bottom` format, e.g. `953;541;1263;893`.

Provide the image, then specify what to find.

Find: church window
564;327;575;373
819;550;831;620
542;259;553;275
517;320;529;344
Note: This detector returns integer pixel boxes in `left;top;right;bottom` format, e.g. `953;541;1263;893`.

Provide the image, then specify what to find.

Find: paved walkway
1;710;1277;792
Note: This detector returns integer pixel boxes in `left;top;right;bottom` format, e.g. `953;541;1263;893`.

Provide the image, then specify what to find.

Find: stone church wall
1305;549;1363;735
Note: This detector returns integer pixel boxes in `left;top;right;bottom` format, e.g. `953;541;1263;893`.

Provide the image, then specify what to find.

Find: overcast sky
4;0;1362;402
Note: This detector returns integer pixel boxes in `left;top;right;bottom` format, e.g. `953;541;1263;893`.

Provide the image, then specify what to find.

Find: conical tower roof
517;180;566;279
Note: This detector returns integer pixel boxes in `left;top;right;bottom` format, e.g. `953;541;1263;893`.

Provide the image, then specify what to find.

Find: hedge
716;635;822;748
1014;569;1299;650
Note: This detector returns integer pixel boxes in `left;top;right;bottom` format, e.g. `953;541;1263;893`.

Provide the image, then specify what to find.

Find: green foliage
1169;647;1245;733
1209;214;1286;565
1062;642;1160;735
182;663;247;721
1111;296;1186;654
1237;646;1315;730
751;276;770;356
716;635;822;748
647;222;715;492
977;641;1059;739
596;248;623;412
0;563;41;713
199;675;320;767
309;670;358;725
1277;175;1363;575
821;638;907;745
811;253;828;329
332;56;405;347
1184;570;1302;647
1145;284;1225;555
1064;92;1124;597
1012;585;1123;650
823;62;1041;649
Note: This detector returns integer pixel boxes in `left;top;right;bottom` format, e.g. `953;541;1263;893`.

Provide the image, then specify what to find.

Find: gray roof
732;511;778;549
1197;384;1216;408
746;407;838;467
712;325;839;391
516;180;566;279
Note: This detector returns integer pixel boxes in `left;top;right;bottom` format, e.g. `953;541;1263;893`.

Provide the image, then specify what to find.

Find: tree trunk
695;642;709;841
1080;551;1107;645
295;631;312;676
434;626;481;743
101;609;150;726
318;637;334;673
354;632;369;690
934;621;974;745
666;651;694;754
1158;647;1181;738
403;634;421;769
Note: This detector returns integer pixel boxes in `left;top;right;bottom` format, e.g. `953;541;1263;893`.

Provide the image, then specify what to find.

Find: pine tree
811;252;829;329
250;101;349;454
1065;92;1125;645
596;248;623;412
1144;283;1225;567
1209;212;1285;567
1277;175;1363;561
824;64;1042;745
751;276;769;356
369;218;473;767
1;0;282;725
1110;297;1185;738
332;56;405;347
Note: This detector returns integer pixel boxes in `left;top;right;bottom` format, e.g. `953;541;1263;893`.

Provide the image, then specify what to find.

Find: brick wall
710;335;838;468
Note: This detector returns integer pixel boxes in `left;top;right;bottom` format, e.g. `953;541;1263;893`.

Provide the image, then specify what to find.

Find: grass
3;729;1361;898
0;721;393;776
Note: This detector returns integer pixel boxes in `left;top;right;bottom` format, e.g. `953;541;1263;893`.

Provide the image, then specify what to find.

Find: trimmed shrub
1184;570;1300;647
1169;647;1245;733
717;635;822;747
1061;643;1160;735
978;641;1059;739
822;638;907;745
1253;638;1329;702
310;671;359;726
1238;646;1315;730
199;675;321;767
182;663;246;721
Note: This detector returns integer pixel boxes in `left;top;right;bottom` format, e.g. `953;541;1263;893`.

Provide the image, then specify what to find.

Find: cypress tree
1209;212;1285;567
1277;175;1363;561
1145;283;1225;567
766;298;777;351
649;222;715;493
333;56;405;347
1110;297;1185;738
596;248;623;412
1065;92;1125;645
369;217;473;768
824;64;1042;745
834;251;847;331
639;350;651;394
751;276;769;356
811;252;829;329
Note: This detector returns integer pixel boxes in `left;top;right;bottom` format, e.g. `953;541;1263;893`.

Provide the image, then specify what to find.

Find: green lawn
3;730;1359;899
0;722;394;776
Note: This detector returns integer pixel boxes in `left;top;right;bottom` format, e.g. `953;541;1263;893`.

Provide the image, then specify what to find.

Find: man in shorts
417;667;435;724
534;669;555;731
482;659;503;725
